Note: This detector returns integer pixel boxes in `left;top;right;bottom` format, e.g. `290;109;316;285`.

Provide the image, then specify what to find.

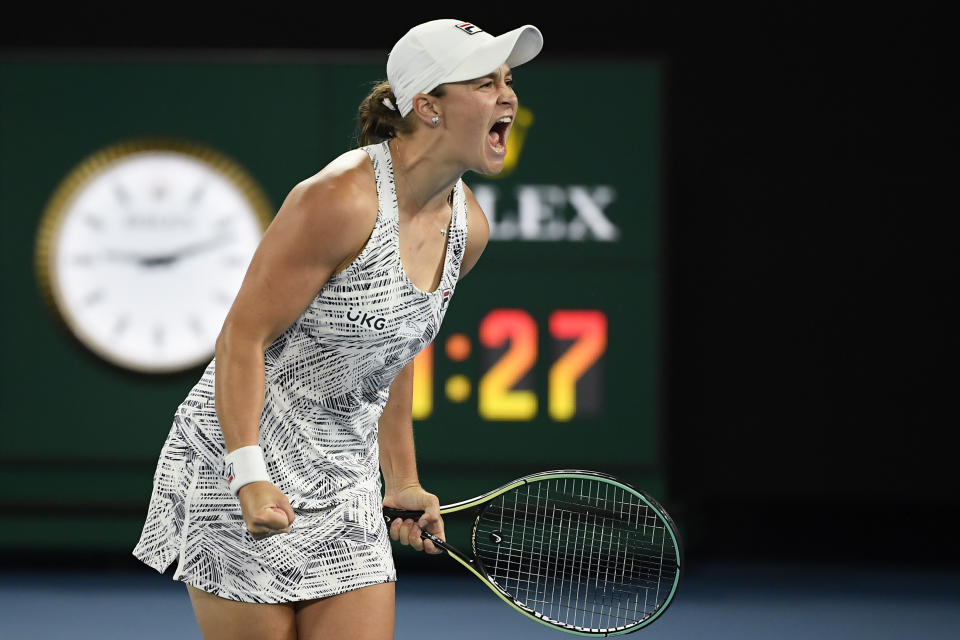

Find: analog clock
35;139;273;373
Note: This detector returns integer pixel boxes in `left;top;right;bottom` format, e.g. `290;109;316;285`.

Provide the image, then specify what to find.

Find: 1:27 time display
411;309;607;422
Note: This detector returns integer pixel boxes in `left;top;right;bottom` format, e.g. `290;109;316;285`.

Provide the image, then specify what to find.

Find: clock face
36;140;273;373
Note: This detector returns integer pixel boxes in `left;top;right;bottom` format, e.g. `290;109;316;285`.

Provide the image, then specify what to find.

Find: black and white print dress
132;140;467;603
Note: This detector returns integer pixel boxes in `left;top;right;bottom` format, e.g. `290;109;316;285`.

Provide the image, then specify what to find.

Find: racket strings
476;501;675;579
474;523;673;582
483;521;671;628
476;522;673;624
477;505;670;558
472;478;679;633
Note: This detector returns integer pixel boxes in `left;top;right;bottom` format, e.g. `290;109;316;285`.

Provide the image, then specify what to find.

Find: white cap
387;19;543;117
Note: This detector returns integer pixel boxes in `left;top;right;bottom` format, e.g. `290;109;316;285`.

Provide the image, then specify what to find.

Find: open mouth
487;116;512;154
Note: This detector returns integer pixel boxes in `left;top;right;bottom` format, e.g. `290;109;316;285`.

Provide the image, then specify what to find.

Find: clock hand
100;234;235;268
138;254;179;268
101;248;177;267
136;234;236;268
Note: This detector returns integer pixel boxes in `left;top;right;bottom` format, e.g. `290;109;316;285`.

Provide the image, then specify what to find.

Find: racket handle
382;507;425;523
383;508;456;556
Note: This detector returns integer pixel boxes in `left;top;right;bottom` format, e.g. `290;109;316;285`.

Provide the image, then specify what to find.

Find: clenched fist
237;481;295;540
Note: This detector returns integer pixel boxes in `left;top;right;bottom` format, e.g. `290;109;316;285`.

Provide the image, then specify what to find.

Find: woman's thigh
187;584;298;640
294;581;395;640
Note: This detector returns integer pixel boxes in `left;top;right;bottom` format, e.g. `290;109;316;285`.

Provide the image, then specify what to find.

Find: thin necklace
392;138;451;236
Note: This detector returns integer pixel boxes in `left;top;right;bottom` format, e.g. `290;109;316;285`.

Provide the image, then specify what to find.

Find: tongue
488;129;501;147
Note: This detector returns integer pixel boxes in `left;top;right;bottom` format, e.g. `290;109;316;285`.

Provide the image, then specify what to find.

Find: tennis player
133;19;542;640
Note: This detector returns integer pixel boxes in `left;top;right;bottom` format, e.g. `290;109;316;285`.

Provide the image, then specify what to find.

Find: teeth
497;116;512;123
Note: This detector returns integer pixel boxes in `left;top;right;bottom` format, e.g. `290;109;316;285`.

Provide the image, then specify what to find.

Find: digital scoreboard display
413;309;608;423
0;57;661;551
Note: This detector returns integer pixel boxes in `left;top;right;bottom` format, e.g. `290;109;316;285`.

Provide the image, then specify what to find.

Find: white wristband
224;445;271;497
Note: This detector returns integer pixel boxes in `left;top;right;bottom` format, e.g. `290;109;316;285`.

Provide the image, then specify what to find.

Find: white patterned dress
133;141;467;603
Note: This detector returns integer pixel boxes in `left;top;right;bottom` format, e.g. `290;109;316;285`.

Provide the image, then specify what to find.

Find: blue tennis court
2;562;957;639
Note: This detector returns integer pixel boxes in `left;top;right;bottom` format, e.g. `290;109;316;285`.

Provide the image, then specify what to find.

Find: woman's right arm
214;151;376;537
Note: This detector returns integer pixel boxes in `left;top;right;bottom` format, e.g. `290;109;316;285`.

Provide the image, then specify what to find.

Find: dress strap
441;178;468;287
363;141;399;224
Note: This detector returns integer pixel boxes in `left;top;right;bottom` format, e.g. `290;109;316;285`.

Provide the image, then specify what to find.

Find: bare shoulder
275;149;378;267
461;182;491;279
218;149;379;349
287;149;377;235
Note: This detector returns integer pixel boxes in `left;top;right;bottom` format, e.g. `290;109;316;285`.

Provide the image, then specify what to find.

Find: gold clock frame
34;138;275;374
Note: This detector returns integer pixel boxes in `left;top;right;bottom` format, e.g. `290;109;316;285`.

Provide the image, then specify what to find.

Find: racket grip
382;507;426;523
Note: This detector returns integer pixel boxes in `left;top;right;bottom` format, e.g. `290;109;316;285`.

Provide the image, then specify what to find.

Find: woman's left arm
379;183;491;554
379;358;444;554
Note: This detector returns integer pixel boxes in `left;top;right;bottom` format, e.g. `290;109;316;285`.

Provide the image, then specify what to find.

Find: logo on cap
454;23;484;35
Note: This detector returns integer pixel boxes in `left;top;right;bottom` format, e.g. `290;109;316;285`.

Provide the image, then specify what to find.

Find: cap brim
442;25;543;83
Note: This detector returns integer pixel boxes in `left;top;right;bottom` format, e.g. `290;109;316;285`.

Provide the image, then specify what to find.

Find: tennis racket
384;469;682;636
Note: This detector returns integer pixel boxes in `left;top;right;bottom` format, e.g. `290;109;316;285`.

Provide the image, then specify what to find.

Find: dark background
2;4;954;567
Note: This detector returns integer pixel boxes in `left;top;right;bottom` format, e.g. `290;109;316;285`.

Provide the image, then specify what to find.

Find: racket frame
384;469;682;636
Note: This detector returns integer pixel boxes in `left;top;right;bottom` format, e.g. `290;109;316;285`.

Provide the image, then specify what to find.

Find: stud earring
432;116;439;127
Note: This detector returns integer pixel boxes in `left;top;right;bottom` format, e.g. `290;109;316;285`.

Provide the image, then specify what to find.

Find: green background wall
0;54;661;553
